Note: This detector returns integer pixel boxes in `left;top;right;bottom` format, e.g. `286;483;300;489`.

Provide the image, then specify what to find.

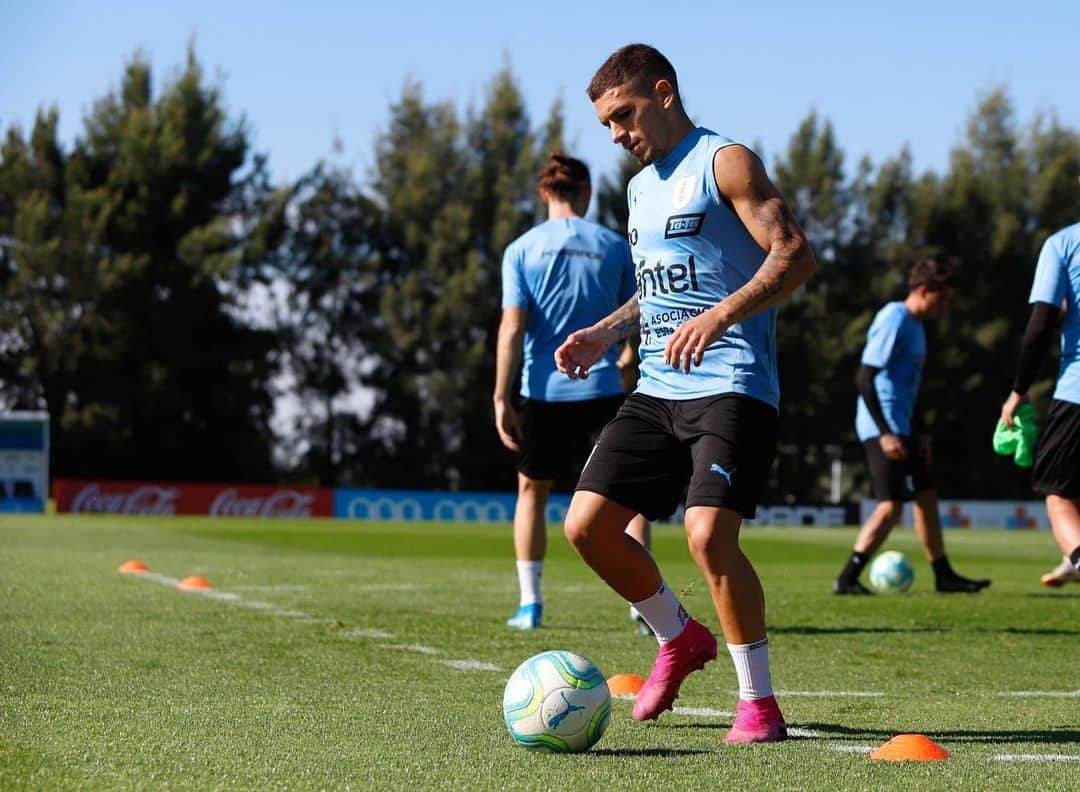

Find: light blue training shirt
627;127;778;407
855;301;926;441
1030;221;1080;405
501;217;636;402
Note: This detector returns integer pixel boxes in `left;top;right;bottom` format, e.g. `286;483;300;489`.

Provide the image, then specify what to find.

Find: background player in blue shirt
556;44;816;744
1000;212;1080;587
833;259;990;594
494;152;650;630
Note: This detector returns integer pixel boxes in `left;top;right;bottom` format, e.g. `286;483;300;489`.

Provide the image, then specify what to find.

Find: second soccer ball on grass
868;550;915;593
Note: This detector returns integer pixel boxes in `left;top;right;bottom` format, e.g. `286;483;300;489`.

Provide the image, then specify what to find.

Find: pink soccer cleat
723;695;788;744
631;618;717;721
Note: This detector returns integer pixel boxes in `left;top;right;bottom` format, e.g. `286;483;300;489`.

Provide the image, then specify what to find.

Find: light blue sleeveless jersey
854;301;926;441
1030;221;1080;405
502;217;636;402
627;128;778;406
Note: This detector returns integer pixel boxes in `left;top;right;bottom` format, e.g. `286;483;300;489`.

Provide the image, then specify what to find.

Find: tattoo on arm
604;295;641;341
721;195;808;323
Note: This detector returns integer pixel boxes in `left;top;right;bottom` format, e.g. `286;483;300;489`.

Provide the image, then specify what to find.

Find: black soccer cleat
935;574;991;593
832;578;874;595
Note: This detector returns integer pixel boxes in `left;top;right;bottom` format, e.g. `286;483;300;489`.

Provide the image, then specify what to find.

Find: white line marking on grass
787;727;821;739
388;644;439;654
777;690;884;698
438;659;501;672
995;690;1080;698
993;753;1080;762
612;694;636;701
139;572;182;587
828;745;875;754
340;628;394;639
234;584;309;592
671;707;734;718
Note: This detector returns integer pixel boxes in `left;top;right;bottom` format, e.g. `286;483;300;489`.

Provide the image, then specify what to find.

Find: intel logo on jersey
664;213;705;239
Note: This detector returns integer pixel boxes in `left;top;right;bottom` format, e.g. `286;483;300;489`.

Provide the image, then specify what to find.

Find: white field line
995;690;1080;698
672;707;734;718
340;628;394;639
828;745;875;754
993;753;1080;762
787;727;821;739
777;690;884;698
127;571;312;619
388;644;439;654
439;659;501;672
233;584;309;592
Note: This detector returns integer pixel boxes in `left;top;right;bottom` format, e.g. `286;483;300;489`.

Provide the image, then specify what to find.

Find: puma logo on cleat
709;463;735;486
548;691;585;728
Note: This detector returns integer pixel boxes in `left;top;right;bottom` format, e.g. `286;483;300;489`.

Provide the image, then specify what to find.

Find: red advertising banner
54;479;333;518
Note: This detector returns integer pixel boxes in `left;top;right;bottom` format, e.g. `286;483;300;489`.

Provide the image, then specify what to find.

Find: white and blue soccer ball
502;650;611;753
869;550;915;593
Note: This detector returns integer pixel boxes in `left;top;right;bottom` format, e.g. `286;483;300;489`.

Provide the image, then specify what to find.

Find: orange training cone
118;560;149;574
869;734;951;761
178;575;213;591
607;673;646;697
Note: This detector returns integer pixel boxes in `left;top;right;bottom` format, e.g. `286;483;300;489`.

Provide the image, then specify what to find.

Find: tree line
2;49;1078;501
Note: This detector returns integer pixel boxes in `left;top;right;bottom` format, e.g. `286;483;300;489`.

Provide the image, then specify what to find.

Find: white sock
516;561;542;606
631;581;689;643
727;638;773;701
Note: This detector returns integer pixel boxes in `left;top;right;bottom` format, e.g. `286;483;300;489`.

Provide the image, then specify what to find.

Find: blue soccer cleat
506;603;543;630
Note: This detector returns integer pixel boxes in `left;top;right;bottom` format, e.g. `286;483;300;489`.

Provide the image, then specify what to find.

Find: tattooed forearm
718;196;813;325
601;295;641;341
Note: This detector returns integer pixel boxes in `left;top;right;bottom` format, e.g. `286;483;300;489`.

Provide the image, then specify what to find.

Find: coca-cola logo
209;489;315;518
70;484;179;515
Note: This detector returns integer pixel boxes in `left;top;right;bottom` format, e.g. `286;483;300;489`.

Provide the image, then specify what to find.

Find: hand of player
493;400;522;452
999;391;1027;429
663;306;728;373
879;433;907;460
555;325;616;380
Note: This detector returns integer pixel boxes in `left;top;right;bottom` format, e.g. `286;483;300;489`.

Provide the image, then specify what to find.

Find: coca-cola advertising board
54;480;333;518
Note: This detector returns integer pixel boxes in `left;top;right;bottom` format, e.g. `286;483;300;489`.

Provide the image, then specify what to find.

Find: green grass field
2;514;1077;790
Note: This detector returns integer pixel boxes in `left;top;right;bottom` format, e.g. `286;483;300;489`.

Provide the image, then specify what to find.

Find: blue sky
4;1;1079;193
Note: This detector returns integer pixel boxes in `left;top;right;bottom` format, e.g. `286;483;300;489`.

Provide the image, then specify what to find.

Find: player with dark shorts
494;152;649;631
556;44;816;744
1000;209;1080;587
833;259;990;594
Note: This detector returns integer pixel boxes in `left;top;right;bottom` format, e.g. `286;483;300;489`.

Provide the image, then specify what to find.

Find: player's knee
884;501;903;525
563;514;593;554
685;523;737;567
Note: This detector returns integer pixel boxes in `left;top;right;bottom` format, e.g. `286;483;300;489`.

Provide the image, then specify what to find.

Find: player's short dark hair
908;258;955;291
586;43;679;102
538;152;590;201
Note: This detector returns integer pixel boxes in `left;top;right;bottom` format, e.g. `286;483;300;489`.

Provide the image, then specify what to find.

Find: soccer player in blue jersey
1000;212;1080;587
833;259;990;594
495;152;651;631
554;44;816;743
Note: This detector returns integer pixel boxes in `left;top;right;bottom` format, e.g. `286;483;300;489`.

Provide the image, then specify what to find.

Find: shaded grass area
1;515;1077;790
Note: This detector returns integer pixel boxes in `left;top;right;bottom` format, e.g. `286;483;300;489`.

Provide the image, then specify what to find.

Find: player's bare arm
555;295;640;380
663;145;816;372
493;307;527;451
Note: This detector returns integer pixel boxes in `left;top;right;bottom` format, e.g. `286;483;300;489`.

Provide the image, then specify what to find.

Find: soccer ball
502;650;611;753
868;550;915;593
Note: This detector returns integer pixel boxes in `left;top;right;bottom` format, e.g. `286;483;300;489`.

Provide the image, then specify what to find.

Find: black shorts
516;395;624;483
575;392;777;521
1033;399;1080;498
862;436;934;502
